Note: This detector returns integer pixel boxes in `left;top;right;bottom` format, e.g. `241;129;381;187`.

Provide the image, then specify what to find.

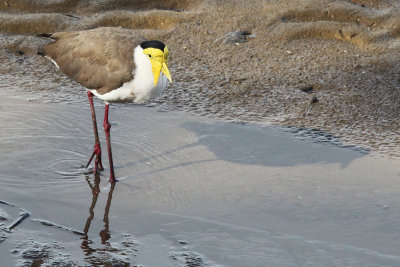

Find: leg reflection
81;173;116;256
83;174;100;236
100;181;115;245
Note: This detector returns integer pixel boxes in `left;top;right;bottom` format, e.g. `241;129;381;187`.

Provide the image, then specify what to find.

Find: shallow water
1;91;400;266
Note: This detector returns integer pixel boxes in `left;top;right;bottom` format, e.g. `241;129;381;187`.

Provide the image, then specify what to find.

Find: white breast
90;45;166;103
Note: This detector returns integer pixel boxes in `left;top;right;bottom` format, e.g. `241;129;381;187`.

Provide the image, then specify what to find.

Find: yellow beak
162;62;173;84
152;61;173;86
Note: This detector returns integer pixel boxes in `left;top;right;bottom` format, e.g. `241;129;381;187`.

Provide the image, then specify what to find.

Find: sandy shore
1;93;400;266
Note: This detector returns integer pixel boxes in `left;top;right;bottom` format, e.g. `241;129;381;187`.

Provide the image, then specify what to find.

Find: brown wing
42;27;146;94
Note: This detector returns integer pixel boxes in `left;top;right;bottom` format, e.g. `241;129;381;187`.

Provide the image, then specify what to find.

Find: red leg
85;91;104;173
103;103;116;182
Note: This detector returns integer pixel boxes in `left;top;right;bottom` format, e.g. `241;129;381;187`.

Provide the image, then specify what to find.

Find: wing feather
42;27;146;94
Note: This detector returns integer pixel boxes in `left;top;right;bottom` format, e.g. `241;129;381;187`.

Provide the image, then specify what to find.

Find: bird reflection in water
81;173;116;254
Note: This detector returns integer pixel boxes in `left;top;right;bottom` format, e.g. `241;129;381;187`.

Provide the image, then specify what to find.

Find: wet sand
1;92;400;266
1;0;400;266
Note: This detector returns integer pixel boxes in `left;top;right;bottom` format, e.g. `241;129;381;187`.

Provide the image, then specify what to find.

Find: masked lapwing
38;27;173;182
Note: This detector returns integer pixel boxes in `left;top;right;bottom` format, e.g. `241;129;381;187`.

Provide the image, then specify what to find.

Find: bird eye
148;55;152;58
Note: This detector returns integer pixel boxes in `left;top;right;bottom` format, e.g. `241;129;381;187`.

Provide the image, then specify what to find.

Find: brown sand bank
0;0;399;153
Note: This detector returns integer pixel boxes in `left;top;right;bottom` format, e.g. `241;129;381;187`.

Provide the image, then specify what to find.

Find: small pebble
300;85;314;93
15;50;24;55
310;95;318;104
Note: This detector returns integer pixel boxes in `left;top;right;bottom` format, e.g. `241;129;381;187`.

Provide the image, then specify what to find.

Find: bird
38;27;173;182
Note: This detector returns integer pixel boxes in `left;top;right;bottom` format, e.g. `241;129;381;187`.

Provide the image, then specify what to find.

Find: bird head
141;41;173;86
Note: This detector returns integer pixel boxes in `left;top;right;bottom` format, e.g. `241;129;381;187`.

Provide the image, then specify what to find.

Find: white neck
131;46;166;103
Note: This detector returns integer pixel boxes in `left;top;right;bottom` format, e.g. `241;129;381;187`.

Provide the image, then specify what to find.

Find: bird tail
36;33;54;56
36;33;54;39
37;46;46;56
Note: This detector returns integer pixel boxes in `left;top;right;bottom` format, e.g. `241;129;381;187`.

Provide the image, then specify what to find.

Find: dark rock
300;85;314;93
215;30;256;44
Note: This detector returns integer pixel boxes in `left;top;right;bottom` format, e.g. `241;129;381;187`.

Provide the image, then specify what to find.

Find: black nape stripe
140;40;166;51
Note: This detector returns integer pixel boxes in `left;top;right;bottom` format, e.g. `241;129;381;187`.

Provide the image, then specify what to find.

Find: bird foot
86;142;104;173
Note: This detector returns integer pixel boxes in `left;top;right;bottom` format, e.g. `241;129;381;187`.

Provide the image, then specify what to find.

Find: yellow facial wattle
143;46;173;86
